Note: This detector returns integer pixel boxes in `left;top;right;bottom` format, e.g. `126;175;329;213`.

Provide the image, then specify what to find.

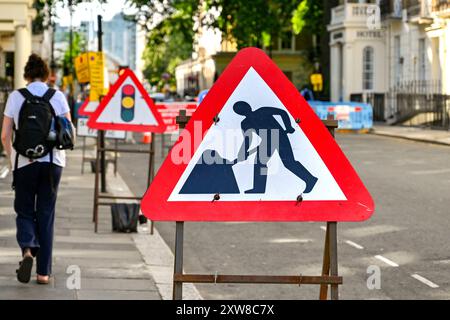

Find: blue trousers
14;162;62;276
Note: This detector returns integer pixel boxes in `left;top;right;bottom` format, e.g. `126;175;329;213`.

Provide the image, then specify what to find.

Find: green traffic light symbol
121;84;135;122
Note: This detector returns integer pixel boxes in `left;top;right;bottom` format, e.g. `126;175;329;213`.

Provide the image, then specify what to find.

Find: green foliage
291;0;324;35
62;31;86;74
127;0;200;88
208;0;300;49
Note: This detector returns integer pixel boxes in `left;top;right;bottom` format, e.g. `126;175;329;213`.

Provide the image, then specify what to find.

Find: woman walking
1;54;71;284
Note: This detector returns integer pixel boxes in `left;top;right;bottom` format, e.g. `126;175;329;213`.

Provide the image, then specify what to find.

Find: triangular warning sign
87;69;166;132
141;48;374;222
78;98;99;116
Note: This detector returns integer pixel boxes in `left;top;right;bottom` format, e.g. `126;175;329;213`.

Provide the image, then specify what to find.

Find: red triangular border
87;69;166;133
141;48;374;222
78;98;97;116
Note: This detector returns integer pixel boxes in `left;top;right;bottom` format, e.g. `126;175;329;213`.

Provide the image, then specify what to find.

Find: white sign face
95;77;159;126
77;118;126;139
168;67;346;202
84;101;99;114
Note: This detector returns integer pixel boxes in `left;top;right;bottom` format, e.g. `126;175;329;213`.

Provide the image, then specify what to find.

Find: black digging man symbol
179;101;318;195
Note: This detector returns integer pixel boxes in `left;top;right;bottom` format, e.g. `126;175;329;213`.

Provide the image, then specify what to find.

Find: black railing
387;80;450;129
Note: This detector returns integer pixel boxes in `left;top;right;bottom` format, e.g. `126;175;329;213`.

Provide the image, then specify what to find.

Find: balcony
407;0;434;24
432;0;450;16
330;3;374;27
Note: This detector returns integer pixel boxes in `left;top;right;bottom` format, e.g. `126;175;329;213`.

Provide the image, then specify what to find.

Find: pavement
0;140;200;300
371;124;450;146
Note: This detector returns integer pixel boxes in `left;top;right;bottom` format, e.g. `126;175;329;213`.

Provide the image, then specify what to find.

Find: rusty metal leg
114;139;118;177
329;221;339;300
161;133;165;157
93;136;100;231
148;134;155;235
81;137;86;174
319;224;330;300
173;221;184;300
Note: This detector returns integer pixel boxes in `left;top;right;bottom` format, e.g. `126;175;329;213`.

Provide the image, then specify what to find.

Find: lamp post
68;0;75;120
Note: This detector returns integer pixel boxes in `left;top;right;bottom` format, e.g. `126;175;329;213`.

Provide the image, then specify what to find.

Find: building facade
175;19;314;97
0;0;40;89
328;0;450;127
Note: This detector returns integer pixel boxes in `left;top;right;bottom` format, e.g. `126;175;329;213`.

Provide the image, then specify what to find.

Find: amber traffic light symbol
121;84;135;122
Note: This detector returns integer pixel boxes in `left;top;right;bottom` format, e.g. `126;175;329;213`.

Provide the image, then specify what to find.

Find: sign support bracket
92;134;157;233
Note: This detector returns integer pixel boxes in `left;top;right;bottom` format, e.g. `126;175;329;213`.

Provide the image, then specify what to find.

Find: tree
127;0;201;89
32;0;107;34
207;0;304;51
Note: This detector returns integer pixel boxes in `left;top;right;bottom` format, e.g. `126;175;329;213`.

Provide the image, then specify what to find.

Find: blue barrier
308;101;373;130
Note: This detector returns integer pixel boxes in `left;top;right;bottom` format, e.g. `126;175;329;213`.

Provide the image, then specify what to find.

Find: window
363;46;374;90
280;31;294;50
418;38;426;81
394;35;402;84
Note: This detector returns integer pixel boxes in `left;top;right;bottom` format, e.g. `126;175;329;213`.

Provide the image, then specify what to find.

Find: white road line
345;240;364;250
411;274;439;288
375;255;399;267
0;167;9;179
320;226;327;231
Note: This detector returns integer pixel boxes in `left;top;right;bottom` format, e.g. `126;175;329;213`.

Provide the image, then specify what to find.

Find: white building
0;0;45;89
328;0;450;127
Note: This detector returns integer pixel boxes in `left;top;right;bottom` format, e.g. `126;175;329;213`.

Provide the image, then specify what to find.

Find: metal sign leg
93;135;100;231
173;221;184;300
81;136;86;174
329;221;339;300
319;221;339;300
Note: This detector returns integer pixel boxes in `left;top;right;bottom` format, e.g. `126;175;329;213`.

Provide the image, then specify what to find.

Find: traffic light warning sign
78;98;99;116
87;68;166;132
141;48;374;222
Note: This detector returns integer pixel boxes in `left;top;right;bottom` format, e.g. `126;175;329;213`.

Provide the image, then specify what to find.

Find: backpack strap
18;88;35;101
42;88;56;103
11;152;19;190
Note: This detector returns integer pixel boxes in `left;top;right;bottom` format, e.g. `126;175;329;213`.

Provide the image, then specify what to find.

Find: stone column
14;22;31;89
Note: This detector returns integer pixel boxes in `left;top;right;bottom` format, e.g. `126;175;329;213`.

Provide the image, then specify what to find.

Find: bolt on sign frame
170;114;342;300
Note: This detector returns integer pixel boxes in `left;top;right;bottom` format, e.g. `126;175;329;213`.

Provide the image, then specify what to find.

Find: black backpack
14;88;57;160
12;88;57;189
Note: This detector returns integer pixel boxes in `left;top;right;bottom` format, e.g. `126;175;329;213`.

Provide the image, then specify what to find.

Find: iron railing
387;80;450;129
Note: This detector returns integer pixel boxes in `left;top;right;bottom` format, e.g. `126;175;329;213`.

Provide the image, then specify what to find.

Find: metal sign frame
91;132;156;234
170;115;342;300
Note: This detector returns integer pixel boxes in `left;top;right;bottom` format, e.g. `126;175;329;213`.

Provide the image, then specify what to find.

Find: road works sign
78;98;99;116
156;102;197;133
141;48;374;222
87;68;166;133
77;118;126;139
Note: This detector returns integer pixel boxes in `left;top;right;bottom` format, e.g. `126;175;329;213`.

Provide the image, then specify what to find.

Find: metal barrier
309;101;373;130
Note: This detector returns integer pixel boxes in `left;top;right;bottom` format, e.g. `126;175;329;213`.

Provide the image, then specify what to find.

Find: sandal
16;254;34;283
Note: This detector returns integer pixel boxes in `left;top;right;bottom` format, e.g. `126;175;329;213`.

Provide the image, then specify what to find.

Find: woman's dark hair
23;54;50;82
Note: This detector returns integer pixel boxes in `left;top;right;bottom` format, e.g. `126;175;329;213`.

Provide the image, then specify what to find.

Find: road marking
320;226;327;231
269;238;313;244
375;255;399;267
0;166;9;179
345;240;364;250
411;274;439;288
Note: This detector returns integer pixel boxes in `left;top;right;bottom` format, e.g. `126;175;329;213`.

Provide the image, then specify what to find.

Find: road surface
117;133;450;299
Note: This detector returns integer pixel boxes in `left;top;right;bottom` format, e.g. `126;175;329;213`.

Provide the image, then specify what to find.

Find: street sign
87;69;166;133
77;118;126;139
156;102;197;133
88;52;108;102
141;47;374;222
74;53;90;84
78;98;99;116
